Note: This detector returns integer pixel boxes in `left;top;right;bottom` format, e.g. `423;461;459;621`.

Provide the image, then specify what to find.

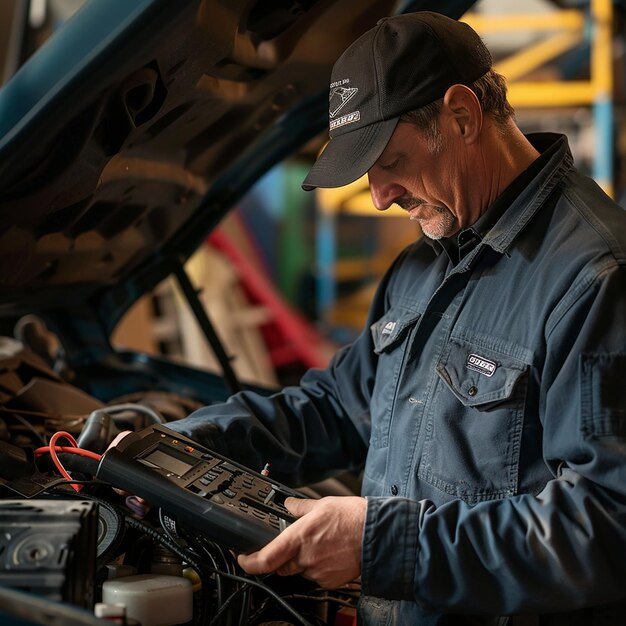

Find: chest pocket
371;306;421;355
418;332;531;503
369;305;421;448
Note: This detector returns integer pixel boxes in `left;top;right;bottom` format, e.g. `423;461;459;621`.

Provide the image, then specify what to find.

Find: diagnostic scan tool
97;424;304;553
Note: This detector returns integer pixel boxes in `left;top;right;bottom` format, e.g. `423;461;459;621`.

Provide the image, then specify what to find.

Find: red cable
34;446;102;461
46;431;85;492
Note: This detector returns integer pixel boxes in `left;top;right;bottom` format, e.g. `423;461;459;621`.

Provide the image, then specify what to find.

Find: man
167;12;626;625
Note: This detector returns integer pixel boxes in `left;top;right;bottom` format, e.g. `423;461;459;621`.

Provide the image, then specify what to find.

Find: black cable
247;587;332;626
192;534;246;626
208;582;251;626
191;532;251;626
247;594;271;624
124;516;211;625
282;593;357;609
45;478;107;489
308;585;361;598
217;543;237;576
199;535;236;576
53;452;100;475
202;537;250;624
95;404;166;425
194;531;257;626
8;412;47;445
158;510;224;613
237;585;250;626
124;517;315;626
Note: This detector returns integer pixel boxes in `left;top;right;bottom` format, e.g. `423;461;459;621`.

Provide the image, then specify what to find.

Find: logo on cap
329;111;360;131
329;85;358;118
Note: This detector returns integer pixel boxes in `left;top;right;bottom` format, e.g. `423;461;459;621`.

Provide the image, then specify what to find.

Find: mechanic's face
367;120;470;240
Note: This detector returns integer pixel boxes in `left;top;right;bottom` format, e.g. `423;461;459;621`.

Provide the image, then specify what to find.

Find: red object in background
334;606;358;626
207;217;336;373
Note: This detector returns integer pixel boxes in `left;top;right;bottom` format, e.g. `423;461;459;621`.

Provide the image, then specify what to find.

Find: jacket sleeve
167;341;373;485
361;259;626;614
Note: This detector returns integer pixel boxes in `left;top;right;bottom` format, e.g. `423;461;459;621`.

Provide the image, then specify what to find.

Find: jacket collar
482;132;573;253
423;133;573;258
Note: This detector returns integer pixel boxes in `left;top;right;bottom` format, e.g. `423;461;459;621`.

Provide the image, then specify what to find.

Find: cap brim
301;117;399;191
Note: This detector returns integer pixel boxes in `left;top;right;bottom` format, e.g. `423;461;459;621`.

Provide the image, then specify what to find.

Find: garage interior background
2;0;624;389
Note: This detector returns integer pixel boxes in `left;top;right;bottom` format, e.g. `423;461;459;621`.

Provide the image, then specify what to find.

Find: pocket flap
370;306;421;355
436;337;528;407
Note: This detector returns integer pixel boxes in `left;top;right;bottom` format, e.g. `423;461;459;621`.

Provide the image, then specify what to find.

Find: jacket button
390;485;398;496
468;386;477;396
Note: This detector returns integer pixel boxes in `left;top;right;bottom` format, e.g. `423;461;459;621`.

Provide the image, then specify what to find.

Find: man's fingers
240;496;366;588
238;498;318;575
275;560;305;577
284;496;318;517
237;529;298;575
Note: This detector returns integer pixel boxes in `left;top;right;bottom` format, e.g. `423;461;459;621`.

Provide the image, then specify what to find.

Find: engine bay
0;333;359;626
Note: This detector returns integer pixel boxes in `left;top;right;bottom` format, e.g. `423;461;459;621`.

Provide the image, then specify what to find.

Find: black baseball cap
301;12;492;191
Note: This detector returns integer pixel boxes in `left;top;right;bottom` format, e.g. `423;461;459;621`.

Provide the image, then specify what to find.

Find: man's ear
442;84;482;144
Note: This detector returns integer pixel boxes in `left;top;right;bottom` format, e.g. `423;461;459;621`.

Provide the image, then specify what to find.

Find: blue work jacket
170;133;626;625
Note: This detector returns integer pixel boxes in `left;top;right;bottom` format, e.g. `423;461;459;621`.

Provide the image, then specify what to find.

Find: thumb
284;496;318;517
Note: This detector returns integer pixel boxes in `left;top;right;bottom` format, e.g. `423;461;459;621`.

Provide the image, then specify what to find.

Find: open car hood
0;0;475;345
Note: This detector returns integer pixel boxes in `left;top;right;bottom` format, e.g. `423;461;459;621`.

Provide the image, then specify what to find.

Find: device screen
143;448;194;477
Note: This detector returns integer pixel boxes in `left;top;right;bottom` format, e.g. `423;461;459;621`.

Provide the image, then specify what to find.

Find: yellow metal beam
465;0;613;109
462;11;584;34
495;31;583;81
507;81;596;107
591;0;613;96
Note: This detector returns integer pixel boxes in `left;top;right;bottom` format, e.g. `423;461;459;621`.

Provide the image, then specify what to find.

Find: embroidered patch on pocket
466;353;497;377
381;321;396;336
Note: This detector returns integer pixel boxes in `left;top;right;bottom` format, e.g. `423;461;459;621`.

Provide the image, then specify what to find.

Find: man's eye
380;158;399;171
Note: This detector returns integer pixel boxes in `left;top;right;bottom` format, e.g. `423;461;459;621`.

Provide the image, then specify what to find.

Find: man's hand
237;495;366;588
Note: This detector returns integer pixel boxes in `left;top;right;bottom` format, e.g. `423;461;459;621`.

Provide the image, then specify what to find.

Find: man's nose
367;169;405;211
